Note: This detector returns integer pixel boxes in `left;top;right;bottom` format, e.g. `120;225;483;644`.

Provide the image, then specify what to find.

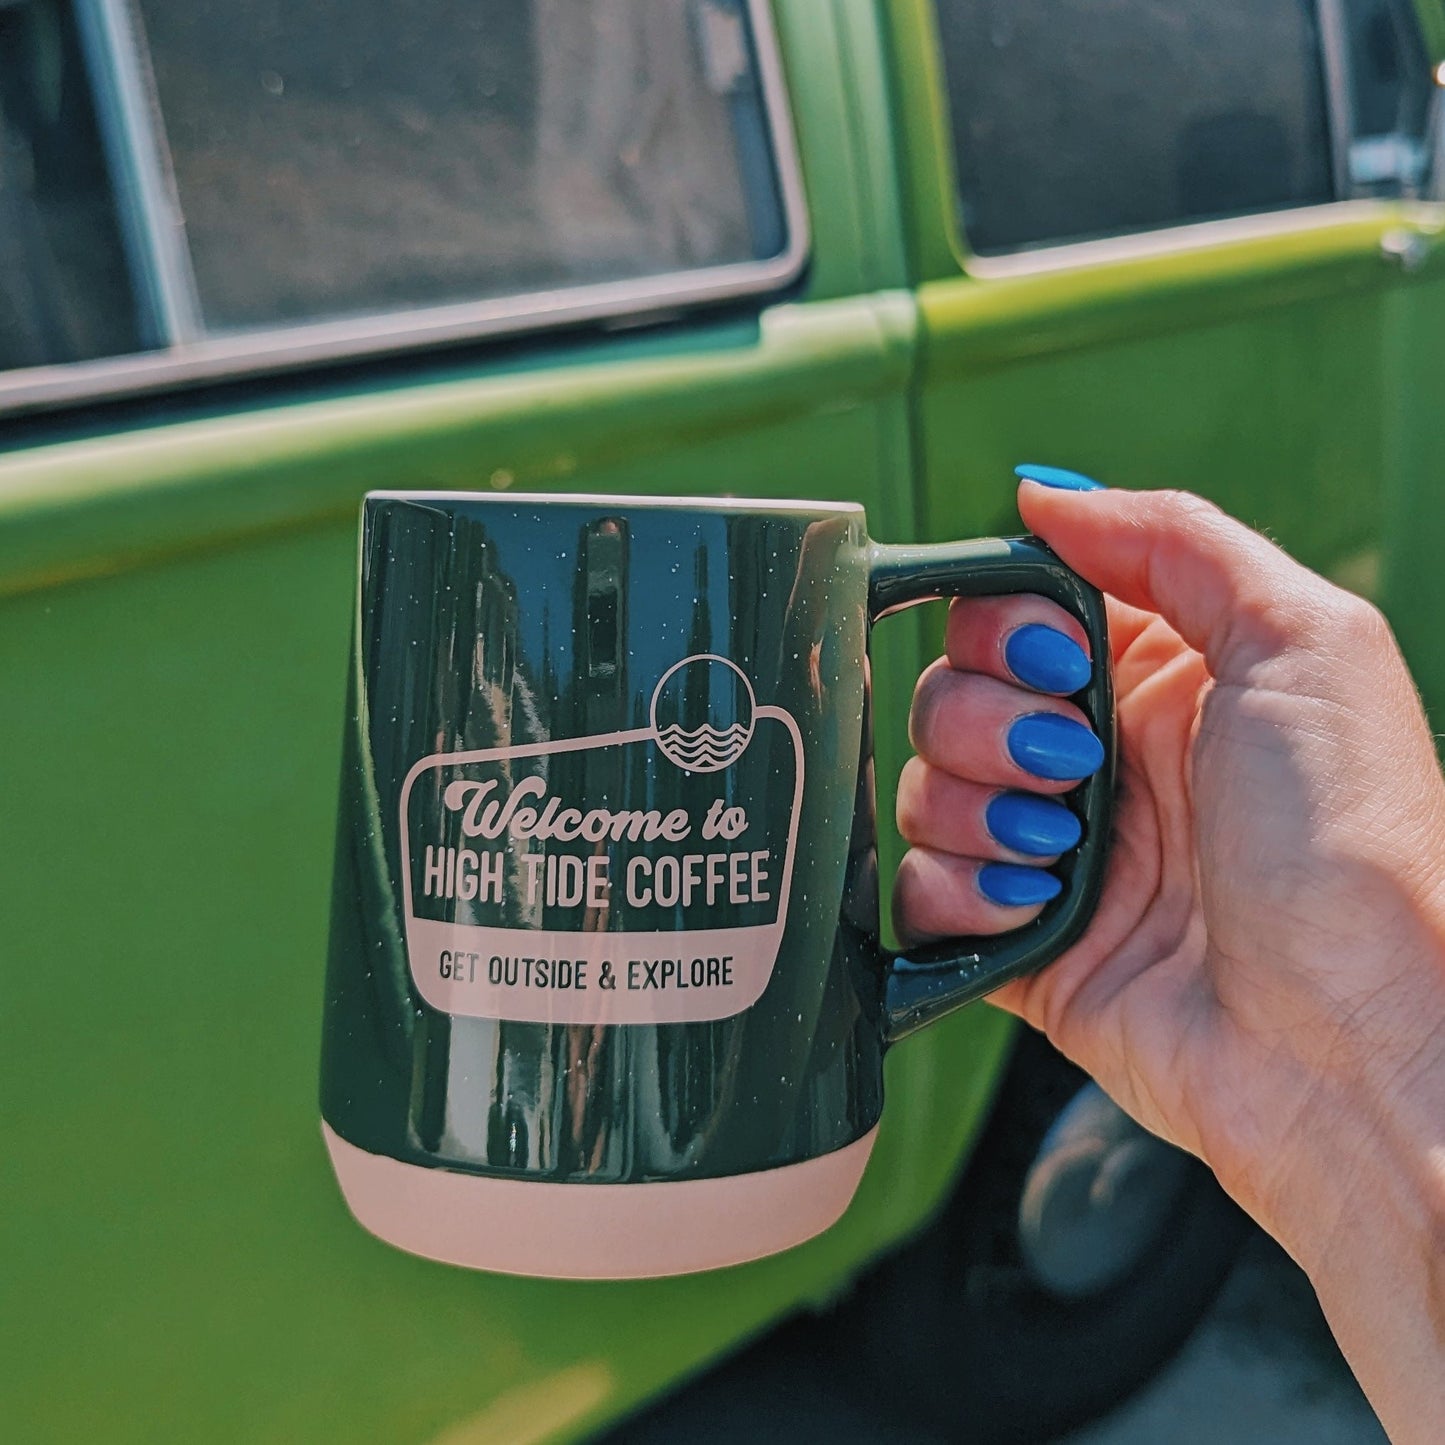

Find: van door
0;4;955;1442
893;0;1445;643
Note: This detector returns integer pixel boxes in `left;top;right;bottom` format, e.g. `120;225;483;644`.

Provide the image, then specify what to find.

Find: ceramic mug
320;491;1114;1278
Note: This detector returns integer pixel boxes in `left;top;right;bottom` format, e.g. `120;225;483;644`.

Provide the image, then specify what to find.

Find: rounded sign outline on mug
397;655;804;1025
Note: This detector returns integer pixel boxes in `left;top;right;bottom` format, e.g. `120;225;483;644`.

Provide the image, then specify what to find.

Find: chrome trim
1315;0;1357;200
1429;66;1445;202
71;0;202;345
962;200;1414;280
0;0;809;419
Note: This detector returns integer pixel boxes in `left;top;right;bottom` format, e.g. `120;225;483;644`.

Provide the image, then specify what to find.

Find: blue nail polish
985;792;1083;856
978;862;1063;908
1014;463;1106;492
1008;712;1105;781
1005;623;1092;694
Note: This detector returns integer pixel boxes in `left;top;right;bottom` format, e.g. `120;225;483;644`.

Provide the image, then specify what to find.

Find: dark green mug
320;491;1114;1277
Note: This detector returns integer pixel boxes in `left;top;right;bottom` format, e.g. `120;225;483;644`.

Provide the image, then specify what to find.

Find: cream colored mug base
322;1121;878;1279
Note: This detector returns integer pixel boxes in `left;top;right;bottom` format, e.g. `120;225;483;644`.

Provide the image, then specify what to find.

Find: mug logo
398;655;803;1025
651;654;755;771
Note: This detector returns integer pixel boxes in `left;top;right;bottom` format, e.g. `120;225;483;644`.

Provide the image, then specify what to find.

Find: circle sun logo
649;655;756;772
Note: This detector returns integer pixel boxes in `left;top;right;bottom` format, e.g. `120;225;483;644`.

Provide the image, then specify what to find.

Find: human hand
895;471;1445;1441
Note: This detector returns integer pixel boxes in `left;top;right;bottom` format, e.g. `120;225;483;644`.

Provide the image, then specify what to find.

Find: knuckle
892;855;935;938
1157;489;1225;537
1330;591;1390;650
894;849;961;936
895;759;930;839
909;670;944;747
911;666;974;755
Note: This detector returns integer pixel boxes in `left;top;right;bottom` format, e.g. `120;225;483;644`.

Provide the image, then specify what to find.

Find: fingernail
1008;712;1105;781
978;862;1064;908
985;792;1083;856
1004;623;1092;694
1014;463;1106;492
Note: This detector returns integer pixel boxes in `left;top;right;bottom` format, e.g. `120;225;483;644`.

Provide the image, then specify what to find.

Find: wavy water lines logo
650;655;755;772
654;720;751;769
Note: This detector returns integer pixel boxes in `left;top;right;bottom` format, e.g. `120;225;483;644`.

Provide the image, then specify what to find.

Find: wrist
1212;899;1445;1225
1267;1060;1445;1274
1268;919;1445;1253
1271;1079;1445;1444
1244;936;1445;1445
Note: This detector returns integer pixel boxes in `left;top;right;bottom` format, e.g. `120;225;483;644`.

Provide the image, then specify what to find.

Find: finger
894;846;1060;943
897;757;1082;862
945;594;1092;695
1016;476;1344;678
911;661;1105;793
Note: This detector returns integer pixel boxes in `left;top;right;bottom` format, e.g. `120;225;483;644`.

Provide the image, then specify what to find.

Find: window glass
0;0;140;369
134;0;787;331
935;0;1336;255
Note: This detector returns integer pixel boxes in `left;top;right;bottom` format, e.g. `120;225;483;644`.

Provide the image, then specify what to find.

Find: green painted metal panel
0;4;1022;1439
1413;0;1445;59
0;523;1013;1444
0;302;910;595
1379;257;1445;723
911;233;1416;569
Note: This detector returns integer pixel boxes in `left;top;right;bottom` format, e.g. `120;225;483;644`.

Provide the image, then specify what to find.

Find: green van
4;2;1443;1441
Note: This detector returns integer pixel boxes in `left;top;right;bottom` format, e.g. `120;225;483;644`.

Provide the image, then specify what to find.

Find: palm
1000;588;1434;1190
998;599;1290;1164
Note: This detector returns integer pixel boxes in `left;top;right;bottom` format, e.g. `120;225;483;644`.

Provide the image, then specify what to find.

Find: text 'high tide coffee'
401;652;802;1023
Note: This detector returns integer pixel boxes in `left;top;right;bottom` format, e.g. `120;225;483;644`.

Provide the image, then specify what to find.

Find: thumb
1017;480;1340;678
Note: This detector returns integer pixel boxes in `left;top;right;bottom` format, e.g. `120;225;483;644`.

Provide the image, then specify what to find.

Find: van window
935;0;1336;255
135;0;788;332
1;0;799;409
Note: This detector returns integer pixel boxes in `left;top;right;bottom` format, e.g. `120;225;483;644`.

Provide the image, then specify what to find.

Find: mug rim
364;489;866;515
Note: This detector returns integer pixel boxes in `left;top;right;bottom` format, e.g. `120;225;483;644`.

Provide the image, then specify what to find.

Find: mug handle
868;535;1116;1043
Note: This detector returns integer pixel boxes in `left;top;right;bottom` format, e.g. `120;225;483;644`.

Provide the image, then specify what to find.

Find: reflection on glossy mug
320;491;1115;1278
